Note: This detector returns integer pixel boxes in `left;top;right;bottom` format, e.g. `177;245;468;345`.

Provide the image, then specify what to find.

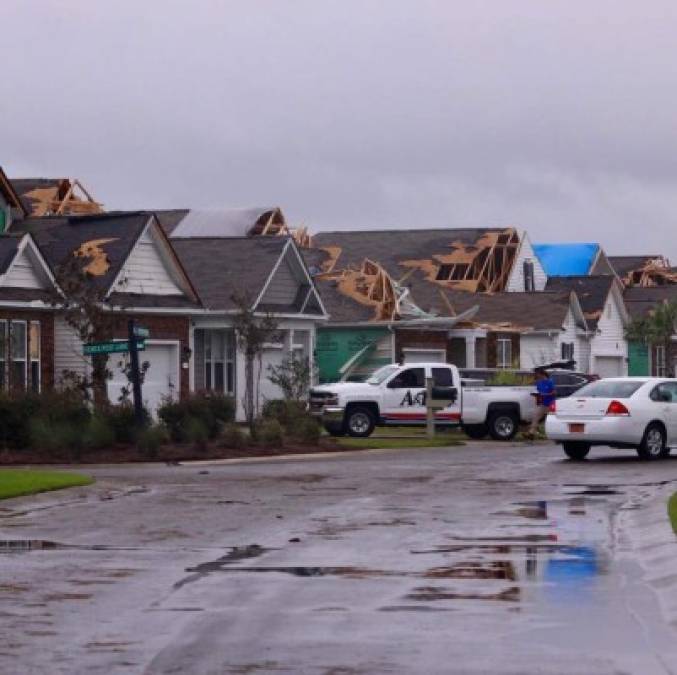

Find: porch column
465;336;476;369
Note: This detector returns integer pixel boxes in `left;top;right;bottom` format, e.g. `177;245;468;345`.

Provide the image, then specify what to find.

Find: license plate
569;423;585;433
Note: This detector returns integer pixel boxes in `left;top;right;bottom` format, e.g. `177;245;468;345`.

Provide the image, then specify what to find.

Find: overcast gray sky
4;1;677;259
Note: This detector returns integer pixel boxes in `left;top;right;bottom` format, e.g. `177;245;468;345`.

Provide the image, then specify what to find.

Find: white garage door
402;348;446;364
594;356;624;378
107;342;180;414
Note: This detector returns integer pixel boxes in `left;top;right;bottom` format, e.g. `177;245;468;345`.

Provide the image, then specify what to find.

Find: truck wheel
488;412;519;441
345;407;375;438
563;442;590;461
462;424;488;440
637;423;667;461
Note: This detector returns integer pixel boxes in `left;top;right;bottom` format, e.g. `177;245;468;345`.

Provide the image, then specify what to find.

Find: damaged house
302;227;582;381
608;255;677;288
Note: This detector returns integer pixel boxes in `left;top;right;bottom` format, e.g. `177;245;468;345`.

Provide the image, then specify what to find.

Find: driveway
2;442;677;674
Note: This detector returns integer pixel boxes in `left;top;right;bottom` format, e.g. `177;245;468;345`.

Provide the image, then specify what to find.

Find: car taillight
606;400;630;416
548;401;557;413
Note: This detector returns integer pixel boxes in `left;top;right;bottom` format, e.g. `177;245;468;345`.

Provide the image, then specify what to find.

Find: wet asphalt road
2;442;677;675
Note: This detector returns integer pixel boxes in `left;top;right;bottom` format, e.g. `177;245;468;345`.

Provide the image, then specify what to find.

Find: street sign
83;340;146;356
133;326;150;339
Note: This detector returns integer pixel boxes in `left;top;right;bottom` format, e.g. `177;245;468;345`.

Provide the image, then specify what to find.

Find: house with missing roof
301;227;604;381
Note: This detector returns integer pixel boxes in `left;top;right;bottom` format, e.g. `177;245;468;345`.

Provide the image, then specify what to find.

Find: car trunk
554;396;616;420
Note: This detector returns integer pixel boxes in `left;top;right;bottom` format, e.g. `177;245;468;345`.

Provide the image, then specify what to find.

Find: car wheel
345;407;375;438
488;412;519;441
637;423;667;461
563;442;590;461
462;424;488;440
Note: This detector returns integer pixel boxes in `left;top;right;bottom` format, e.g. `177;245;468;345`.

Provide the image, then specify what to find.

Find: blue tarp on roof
532;243;599;276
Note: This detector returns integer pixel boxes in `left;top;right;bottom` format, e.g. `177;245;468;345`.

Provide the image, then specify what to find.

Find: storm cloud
3;0;677;258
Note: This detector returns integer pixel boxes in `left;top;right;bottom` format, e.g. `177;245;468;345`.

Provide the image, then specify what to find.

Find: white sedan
545;377;677;461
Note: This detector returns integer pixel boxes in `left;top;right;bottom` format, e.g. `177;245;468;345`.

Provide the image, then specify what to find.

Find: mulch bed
0;439;349;465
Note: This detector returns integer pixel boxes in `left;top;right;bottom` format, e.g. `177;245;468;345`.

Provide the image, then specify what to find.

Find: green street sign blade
83;340;146;356
133;326;150;338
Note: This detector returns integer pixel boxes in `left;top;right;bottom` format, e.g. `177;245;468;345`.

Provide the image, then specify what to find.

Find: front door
382;367;427;424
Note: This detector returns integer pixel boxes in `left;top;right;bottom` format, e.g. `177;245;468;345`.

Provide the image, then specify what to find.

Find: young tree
267;355;314;401
51;255;124;409
626;299;677;375
231;293;278;433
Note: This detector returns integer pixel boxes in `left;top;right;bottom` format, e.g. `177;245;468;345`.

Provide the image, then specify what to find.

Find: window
432;368;454;386
561;342;574;361
202;329;235;395
0;320;40;393
523;260;535;292
29;322;40;393
497;338;512;369
10;321;26;391
650;383;677;403
655;345;667;377
387;367;425;389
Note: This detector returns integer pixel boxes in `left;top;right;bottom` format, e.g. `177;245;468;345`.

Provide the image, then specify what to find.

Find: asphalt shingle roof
170;236;287;311
13;212;151;291
545;275;615;329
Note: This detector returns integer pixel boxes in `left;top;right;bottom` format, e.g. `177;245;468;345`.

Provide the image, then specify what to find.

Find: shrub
254;418;284;448
261;399;307;427
486;371;534;386
29;418;82;458
220;423;248;449
184;417;209;451
286;415;321;445
0;391;90;451
82;415;116;450
158;393;235;442
104;404;150;444
136;424;170;458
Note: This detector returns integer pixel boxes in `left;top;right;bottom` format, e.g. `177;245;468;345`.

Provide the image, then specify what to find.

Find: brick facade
109;314;191;399
0;309;55;392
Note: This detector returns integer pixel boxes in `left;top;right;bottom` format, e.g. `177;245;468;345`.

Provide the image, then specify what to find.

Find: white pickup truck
310;362;537;441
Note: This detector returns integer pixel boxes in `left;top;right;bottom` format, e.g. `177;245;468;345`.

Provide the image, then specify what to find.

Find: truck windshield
367;365;399;385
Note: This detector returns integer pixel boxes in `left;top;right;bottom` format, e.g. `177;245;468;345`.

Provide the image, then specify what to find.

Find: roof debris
399;229;519;293
613;256;677;287
11;178;103;217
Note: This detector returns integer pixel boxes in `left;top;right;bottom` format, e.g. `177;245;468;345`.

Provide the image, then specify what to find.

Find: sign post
128;319;145;427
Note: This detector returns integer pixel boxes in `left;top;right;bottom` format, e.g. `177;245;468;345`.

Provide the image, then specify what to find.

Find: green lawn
669;493;677;535
0;469;94;501
334;434;465;450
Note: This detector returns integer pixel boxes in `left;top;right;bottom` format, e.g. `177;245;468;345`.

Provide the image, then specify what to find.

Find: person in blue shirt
527;367;555;438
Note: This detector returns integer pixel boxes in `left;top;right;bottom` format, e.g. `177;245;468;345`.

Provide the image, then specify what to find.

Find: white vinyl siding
114;228;183;296
4;248;44;289
506;235;548;292
54;315;90;384
520;335;557;369
591;293;628;377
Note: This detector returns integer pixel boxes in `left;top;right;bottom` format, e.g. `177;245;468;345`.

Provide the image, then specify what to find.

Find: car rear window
574;380;646;399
